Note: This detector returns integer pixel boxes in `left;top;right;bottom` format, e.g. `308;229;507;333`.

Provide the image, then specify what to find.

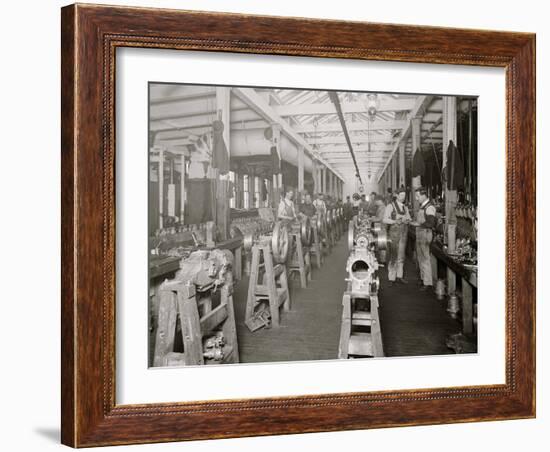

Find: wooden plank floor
232;233;467;363
232;235;348;363
377;258;464;357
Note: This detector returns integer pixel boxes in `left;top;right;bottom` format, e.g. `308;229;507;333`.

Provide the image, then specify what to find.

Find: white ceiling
149;84;447;181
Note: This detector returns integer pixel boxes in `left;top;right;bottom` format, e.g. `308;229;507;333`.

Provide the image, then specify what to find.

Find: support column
391;156;397;192
216;87;231;239
321;167;326;195
328;170;333;198
443;96;458;226
180;155;185;223
272;125;282;205
313;161;318;195
158;146;164;230
411;117;422;212
443;96;458;292
272;173;278;207
399;141;406;188
298;145;304;199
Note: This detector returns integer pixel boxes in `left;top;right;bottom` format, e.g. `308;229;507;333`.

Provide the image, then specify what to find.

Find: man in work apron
277;189;298;265
277;189;297;224
412;187;437;290
383;187;411;285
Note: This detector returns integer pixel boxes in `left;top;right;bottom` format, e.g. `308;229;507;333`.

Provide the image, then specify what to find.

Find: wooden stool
288;231;311;288
154;276;239;366
245;242;291;330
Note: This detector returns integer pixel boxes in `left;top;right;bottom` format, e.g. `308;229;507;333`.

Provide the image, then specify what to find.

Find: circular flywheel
271;221;290;263
300;216;313;246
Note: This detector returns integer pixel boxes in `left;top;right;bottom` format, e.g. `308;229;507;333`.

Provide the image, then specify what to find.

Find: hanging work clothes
412;148;426;179
185;179;213;224
211;120;230;175
446;140;464;190
270;146;281;174
188;136;211;179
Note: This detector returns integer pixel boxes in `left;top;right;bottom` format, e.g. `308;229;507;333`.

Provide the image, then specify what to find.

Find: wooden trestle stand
244;223;291;331
338;217;386;359
288;218;312;289
153;250;239;366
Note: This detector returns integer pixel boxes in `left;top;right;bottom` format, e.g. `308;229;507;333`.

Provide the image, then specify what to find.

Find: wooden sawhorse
288;231;311;288
154;277;239;366
245;242;291;330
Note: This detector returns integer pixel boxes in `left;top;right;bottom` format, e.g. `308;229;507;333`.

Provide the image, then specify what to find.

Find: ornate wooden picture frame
61;3;535;447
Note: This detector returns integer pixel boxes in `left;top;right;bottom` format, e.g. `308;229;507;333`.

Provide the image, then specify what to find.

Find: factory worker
367;192;379;216
343;196;354;222
371;195;386;222
383;186;411;285
277;188;298;223
410;187;437;290
299;193;317;218
312;193;327;214
358;194;369;214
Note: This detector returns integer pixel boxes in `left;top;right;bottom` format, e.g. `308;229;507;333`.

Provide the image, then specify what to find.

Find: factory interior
148;84;478;367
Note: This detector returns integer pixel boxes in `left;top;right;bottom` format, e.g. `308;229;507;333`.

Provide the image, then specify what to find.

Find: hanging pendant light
365;93;380;121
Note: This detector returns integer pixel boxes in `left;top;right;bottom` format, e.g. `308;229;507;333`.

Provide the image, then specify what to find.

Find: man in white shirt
383;186;411;285
312;193;326;214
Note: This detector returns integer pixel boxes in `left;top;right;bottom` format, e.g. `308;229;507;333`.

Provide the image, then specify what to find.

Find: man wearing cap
410;187;437;290
383;186;411;285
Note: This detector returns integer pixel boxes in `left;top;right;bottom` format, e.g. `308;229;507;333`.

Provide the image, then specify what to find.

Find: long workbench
407;227;477;335
149;236;243;281
430;241;477;335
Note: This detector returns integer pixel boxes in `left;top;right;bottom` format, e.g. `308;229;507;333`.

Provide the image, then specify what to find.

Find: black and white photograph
148;84;479;367
2;0;544;450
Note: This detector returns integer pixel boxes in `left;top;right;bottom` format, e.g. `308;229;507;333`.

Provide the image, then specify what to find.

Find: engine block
346;214;388;295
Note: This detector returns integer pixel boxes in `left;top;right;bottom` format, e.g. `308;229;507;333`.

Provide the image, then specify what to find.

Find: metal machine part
289;216;313;246
175;248;234;290
314;213;325;237
346;248;380;294
270;221;290;263
230;217;275;252
347;215;389;252
153;248;239;367
300;216;313;245
339;213;387;359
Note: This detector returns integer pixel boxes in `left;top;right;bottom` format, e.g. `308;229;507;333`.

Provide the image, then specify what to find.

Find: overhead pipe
328;91;363;185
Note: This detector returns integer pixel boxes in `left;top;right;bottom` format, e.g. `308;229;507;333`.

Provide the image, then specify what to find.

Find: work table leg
462;277;473;334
